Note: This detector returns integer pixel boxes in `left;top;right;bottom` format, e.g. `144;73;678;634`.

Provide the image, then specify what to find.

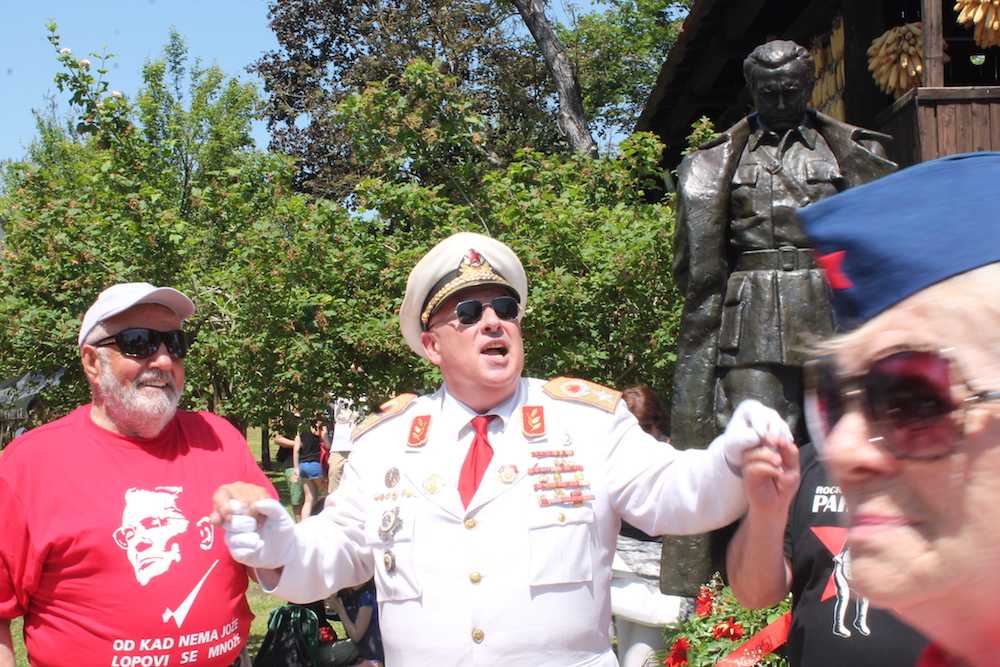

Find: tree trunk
261;426;271;469
508;0;599;158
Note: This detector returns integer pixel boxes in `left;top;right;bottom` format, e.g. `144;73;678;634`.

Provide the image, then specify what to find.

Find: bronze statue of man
663;40;896;594
672;39;896;450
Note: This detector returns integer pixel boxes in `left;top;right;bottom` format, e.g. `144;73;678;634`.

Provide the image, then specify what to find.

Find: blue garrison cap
797;152;1000;329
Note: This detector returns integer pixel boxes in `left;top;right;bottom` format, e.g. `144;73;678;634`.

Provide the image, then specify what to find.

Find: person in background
0;282;277;667
326;402;357;495
212;232;796;667
612;386;691;667
327;579;384;667
274;417;306;521
752;152;999;666
622;386;670;442
291;416;328;521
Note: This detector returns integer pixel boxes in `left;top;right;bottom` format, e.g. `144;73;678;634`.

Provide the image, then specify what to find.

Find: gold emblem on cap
420;248;514;326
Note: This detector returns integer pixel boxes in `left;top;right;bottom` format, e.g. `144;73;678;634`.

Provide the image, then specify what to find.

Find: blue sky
1;0;278;162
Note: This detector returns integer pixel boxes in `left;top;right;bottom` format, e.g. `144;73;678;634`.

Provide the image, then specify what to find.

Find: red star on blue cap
815;250;854;290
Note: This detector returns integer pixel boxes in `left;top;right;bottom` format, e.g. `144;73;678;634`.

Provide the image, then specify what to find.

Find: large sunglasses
804;346;1000;460
93;328;188;359
453;296;521;326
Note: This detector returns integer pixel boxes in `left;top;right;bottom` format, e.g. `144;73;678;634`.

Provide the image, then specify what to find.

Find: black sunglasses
804;346;1000;460
93;328;188;359
453;296;521;326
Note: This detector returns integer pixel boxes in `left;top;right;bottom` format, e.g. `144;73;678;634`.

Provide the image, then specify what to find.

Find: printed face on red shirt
113;487;190;585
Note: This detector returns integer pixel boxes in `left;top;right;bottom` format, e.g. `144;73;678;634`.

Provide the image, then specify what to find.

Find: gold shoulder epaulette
351;394;419;439
541;377;622;412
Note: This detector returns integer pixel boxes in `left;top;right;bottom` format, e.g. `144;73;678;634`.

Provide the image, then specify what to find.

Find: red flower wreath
695;587;714;617
664;636;690;666
712;617;745;641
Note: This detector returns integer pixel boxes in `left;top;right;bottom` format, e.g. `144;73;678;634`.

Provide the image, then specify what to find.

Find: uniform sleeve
603;403;748;536
261;456;373;602
0;478;36;620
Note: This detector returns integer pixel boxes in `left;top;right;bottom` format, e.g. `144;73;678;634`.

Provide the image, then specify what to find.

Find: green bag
254;604;322;667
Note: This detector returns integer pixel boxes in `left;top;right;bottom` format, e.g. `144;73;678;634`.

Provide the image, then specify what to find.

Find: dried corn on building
636;0;1000;170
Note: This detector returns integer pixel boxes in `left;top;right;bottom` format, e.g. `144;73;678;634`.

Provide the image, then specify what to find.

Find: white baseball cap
78;282;196;347
399;232;527;359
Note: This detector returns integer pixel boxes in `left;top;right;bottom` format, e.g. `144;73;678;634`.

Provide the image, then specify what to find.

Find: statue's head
744;40;815;132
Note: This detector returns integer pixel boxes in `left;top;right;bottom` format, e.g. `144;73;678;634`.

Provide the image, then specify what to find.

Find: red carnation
712;617;745;641
664;637;689;666
695;587;713;617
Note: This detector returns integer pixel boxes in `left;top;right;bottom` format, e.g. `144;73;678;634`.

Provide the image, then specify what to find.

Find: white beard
96;360;182;438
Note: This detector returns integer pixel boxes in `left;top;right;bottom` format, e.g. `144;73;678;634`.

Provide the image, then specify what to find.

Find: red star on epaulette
815;250;854;290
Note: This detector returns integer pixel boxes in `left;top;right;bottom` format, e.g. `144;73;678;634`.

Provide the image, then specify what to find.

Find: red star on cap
816;250;854;290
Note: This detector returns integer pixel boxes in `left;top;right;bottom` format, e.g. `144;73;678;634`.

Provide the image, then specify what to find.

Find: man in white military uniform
212;232;798;667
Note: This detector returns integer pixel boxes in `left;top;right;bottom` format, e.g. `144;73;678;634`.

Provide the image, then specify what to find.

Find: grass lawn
8;427;312;665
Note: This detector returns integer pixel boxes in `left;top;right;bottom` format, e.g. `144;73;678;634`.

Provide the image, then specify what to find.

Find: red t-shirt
0;406;277;666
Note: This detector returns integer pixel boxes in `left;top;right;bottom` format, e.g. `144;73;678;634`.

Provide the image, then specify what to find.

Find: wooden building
635;0;1000;170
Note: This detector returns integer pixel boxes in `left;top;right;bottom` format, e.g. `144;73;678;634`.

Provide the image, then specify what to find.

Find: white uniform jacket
263;377;748;666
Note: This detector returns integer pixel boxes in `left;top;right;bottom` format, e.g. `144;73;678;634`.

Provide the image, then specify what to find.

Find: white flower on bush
110;90;123;98
79;58;91;70
59;48;71;55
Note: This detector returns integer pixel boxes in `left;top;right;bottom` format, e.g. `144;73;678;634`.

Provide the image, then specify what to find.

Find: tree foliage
2;30;682;432
559;0;691;140
252;0;690;199
252;0;561;199
0;26;352;426
326;61;683;392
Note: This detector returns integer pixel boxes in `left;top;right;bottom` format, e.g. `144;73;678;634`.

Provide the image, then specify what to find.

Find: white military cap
399;232;528;358
79;282;196;347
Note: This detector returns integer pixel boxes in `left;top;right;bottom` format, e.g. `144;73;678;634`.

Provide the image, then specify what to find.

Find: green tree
252;0;561;200
0;26;353;427
559;0;691;141
2;35;682;433
329;61;683;394
252;0;690;199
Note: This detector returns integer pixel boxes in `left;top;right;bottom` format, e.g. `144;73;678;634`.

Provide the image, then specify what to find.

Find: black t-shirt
297;429;322;463
784;443;927;667
276;440;293;467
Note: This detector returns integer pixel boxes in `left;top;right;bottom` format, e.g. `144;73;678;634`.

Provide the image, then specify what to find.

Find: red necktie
458;415;497;507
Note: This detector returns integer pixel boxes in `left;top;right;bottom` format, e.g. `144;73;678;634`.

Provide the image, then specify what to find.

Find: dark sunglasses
453;296;521;326
804;347;1000;460
93;328;188;359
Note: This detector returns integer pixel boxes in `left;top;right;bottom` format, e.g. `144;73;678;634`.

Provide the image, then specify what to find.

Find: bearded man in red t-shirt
0;282;277;667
